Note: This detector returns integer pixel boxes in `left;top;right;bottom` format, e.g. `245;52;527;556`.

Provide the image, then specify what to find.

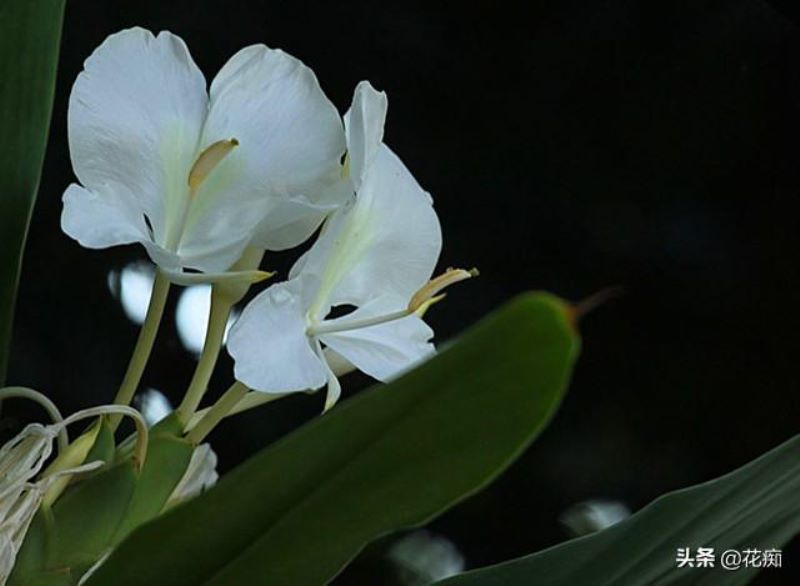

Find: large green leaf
87;292;580;585
437;434;800;586
0;0;65;383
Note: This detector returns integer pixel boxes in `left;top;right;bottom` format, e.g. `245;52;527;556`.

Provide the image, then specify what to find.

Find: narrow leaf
0;0;65;382
436;434;800;586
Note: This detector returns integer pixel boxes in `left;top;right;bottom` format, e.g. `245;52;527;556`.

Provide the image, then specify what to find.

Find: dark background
5;0;800;583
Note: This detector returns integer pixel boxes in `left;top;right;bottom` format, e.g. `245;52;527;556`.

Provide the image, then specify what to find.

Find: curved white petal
168;232;252;274
252;178;351;251
228;276;327;393
140;240;182;272
182;45;346;259
68;28;207;247
297;145;442;316
344;81;388;190
61;183;148;249
320;296;435;382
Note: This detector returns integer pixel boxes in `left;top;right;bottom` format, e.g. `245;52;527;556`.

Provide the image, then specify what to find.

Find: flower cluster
62;28;473;411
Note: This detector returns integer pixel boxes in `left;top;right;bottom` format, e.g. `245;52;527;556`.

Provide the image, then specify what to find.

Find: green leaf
436;434;800;586
87;292;580;586
0;0;65;383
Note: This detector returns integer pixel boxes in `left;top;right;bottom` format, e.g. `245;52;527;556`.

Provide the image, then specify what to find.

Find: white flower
62;28;346;280
228;82;473;408
166;443;219;508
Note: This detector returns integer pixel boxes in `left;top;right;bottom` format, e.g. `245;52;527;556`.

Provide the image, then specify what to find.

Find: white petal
167;232;251;274
344;81;388;189
140;240;182;272
61;183;148;249
252;179;350;251
68;28;207;246
297;146;442;315
166;443;218;507
320;296;435;382
182;45;346;259
228;276;328;393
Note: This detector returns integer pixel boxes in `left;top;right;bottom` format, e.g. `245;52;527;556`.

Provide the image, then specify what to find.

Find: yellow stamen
408;267;479;312
188;138;239;192
307;268;477;338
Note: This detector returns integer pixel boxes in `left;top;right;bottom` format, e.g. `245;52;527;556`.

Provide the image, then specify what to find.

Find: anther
408;267;479;313
188;138;239;191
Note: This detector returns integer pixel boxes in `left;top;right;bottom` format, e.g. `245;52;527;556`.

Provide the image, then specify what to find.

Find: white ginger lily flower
228;82;474;409
62;28;346;282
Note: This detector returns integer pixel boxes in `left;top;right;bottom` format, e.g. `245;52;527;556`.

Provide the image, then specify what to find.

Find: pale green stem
184;348;355;432
0;386;66;452
176;289;234;422
186;388;289;431
185;381;249;444
109;270;171;431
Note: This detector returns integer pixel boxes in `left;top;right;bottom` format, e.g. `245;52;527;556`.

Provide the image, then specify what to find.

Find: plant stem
185;381;248;444
109;271;170;432
176;289;233;422
186;388;290;431
184;349;354;431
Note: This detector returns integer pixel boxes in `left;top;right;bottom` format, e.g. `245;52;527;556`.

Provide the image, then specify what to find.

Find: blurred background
3;0;799;583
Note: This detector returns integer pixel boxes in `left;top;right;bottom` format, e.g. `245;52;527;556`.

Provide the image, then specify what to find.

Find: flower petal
253;178;351;251
182;45;346;260
344;81;388;190
61;183;148;249
320;296;435;382
68;28;207;247
297;145;442;315
228;276;328;393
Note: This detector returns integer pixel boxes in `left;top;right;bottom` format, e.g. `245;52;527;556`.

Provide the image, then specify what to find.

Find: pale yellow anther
188;138;239;192
408;267;479;312
251;270;275;284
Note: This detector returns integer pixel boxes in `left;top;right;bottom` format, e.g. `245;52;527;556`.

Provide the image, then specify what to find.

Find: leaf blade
436;434;800;586
87;292;580;586
0;0;65;382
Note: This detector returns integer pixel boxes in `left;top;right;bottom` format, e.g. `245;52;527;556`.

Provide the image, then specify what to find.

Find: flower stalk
176;290;234;423
110;271;170;431
176;247;269;425
185;381;249;444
